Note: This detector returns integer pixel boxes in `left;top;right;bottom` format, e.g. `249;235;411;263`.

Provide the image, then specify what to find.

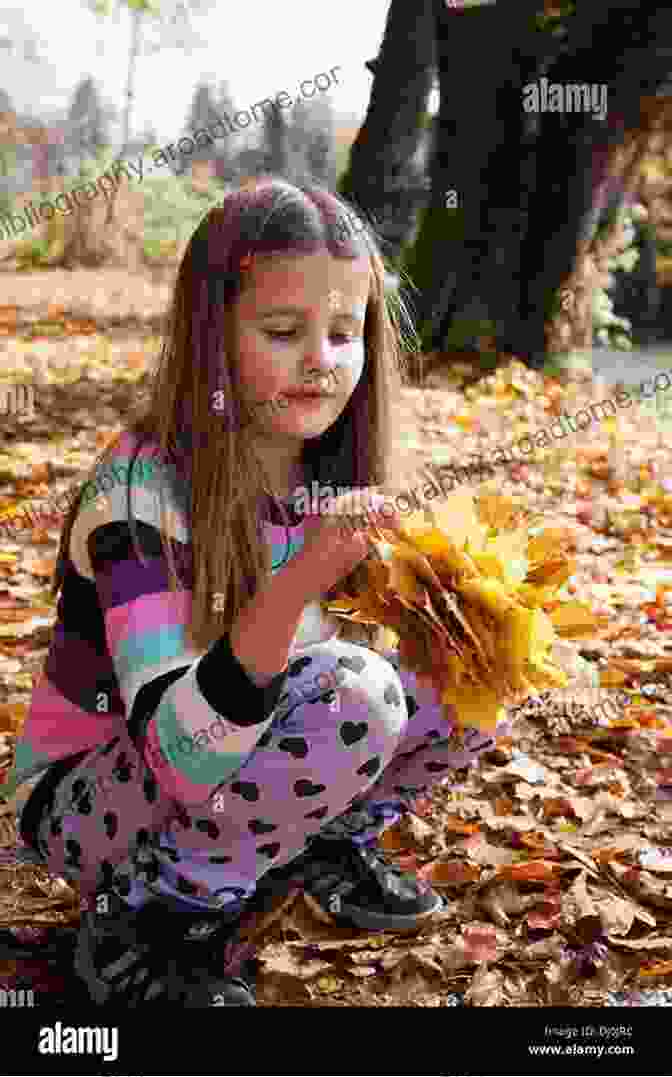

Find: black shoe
262;838;444;933
73;893;256;1006
0;924;79;963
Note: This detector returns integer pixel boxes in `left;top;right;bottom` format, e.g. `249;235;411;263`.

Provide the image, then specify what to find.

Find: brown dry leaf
554;841;600;876
639;959;672;978
464;964;506;1006
258;942;334;980
459;833;519;867
592;893;636;936
518;831;563;859
377;825;409;854
600;666;630;688
0;703;27;735
282;894;395;949
527;893;563;930
0;609;45;624
383;945;445;986
462;922;501;964
479;881;537;926
608;935;672;951
524;933;568;960
487;755;554;786
23;558;56;579
609;862;672;911
441;938;473;973
63;318;98;335
562;871;598;923
443;814;481;835
417;860;482;886
496;860;561;883
258;971;313;1004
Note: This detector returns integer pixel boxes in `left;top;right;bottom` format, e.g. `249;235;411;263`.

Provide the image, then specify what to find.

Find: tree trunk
508;0;672;366
104;5;143;229
403;0;542;351
338;0;436;261
402;0;672;369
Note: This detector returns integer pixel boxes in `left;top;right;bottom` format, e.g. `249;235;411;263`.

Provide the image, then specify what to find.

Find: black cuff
196;632;288;727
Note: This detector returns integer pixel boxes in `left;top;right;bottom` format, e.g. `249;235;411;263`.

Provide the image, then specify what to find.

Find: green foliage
13;236;53;272
401;202;465;350
532;1;576;34
138;165;224;262
0;145;17;219
594;206;640;350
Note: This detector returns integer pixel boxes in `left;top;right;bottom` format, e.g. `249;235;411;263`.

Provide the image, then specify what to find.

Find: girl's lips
285;392;334;400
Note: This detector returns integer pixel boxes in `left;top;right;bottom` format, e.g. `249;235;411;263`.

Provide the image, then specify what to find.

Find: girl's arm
67;437;292;805
229;554;313;684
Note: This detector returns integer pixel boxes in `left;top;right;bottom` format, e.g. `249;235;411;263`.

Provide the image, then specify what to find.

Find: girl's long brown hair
51;177;419;653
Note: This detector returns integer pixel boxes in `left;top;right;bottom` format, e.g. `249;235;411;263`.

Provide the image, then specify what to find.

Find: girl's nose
301;341;338;382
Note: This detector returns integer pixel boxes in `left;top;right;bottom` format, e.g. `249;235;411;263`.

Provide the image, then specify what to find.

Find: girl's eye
266;330;355;343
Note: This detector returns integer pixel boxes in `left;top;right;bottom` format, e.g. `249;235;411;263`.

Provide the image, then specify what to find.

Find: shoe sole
303;890;445;933
0;931;78;961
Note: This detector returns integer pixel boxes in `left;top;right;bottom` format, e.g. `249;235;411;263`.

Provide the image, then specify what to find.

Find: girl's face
231;249;371;446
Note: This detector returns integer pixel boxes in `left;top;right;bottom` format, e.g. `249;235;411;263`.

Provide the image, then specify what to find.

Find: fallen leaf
23;558;56;579
443;814;481;835
496;860;560;883
464;964;505;1005
417;860;482;886
609;935;672;950
527;893;563;930
639;959;672;977
462;922;499;963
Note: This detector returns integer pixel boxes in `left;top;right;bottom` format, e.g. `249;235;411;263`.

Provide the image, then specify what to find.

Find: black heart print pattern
196;819;220;839
339;721;368;746
356;756;381;778
230;781;259;803
288;657;313;677
248;819;278;835
294;779;326;798
257;842;282;859
278;737;309;759
337;655;366;674
383;683;401;706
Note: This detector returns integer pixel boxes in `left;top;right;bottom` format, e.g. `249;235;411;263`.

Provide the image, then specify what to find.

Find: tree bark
401;0;672;369
405;0;542;350
338;0;436;260
510;0;672;366
104;5;143;229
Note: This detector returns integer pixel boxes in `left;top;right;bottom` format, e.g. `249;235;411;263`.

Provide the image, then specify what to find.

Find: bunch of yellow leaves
323;490;603;736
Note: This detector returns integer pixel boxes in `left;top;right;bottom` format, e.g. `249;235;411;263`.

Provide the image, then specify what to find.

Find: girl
5;178;503;1007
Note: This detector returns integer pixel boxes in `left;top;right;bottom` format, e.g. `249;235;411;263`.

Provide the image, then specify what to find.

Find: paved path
548;345;672;387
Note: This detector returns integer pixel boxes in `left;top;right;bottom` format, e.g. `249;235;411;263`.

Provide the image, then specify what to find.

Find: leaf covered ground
0;269;671;1007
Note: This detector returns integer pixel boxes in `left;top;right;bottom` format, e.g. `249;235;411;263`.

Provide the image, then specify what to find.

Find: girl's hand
288;487;404;604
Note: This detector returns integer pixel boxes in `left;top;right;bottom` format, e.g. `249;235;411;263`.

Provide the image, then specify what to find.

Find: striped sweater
3;430;340;806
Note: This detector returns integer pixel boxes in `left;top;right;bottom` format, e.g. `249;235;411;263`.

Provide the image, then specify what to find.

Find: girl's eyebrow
257;306;364;321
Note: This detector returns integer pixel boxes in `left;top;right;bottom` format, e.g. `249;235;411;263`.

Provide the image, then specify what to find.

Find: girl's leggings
31;640;511;913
